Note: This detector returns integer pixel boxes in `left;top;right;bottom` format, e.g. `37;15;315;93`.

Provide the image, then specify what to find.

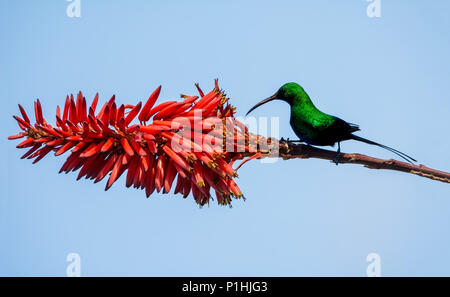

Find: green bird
246;82;416;164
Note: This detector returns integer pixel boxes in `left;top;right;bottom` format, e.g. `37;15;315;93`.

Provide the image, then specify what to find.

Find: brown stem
253;139;450;184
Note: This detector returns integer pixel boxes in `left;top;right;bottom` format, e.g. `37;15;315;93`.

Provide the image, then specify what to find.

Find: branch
255;140;450;184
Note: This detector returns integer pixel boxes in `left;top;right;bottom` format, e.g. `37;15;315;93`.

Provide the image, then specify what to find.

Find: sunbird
246;82;416;164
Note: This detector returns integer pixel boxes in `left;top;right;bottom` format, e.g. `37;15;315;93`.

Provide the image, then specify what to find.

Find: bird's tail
349;134;417;164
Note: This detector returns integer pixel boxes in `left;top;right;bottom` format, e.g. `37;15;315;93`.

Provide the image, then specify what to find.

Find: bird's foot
333;152;342;166
280;137;303;143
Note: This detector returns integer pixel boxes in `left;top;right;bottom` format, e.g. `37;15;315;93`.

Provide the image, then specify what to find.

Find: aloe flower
9;80;264;206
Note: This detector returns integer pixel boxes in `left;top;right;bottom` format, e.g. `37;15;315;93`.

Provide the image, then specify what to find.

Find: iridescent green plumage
247;82;416;163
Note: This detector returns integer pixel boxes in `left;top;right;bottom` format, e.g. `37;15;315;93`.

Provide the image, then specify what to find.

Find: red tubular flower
8;80;264;206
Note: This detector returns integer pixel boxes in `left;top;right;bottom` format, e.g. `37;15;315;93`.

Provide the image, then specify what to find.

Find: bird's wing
311;114;335;130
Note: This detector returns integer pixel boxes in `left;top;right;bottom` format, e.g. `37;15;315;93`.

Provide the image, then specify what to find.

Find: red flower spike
65;119;79;133
8;80;266;206
121;138;134;156
130;139;146;157
55;142;75;156
91;93;99;112
154;156;165;193
100;137;115;153
72;141;87;153
174;175;185;195
162;145;192;172
195;83;205;97
32;146;53;164
46;138;65;147
133;163;144;189
192;161;206;187
96;101;107;119
126;157;139;188
17;137;34;148
139;85;162;122
106;154;124;191
144;157;156;197
122;152;131;165
36;99;47;125
96;118;112;134
18;104;31;123
63;96;70;122
141;155;150;172
81;97;87;122
80;142;104;158
195;91;219;110
153;102;185;120
101;105;110;125
145;100;177;121
109;102;117;126
163;160;177;194
21;143;41;159
117;117;126;132
107;95;116;109
88;114;101;132
94;154;118;183
181;95;198;104
13;115;31;130
182;177;192;198
124;102;141;126
8;132;27;140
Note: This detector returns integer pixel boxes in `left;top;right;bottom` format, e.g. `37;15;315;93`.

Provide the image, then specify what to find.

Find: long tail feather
349;134;416;164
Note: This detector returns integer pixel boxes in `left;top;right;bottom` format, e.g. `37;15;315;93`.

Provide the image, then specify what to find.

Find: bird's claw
281;137;306;143
333;152;342;165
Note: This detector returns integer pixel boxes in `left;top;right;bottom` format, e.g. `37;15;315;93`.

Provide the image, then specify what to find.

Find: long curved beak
246;94;278;116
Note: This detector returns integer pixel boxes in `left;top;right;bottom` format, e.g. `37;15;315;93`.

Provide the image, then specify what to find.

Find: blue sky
1;0;449;276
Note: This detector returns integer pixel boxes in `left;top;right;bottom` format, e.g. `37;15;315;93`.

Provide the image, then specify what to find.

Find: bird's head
246;82;305;116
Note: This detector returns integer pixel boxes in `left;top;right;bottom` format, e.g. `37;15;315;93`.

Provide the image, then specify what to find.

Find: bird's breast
289;113;316;140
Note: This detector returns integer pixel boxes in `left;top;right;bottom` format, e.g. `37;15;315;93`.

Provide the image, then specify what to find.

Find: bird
246;82;416;164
